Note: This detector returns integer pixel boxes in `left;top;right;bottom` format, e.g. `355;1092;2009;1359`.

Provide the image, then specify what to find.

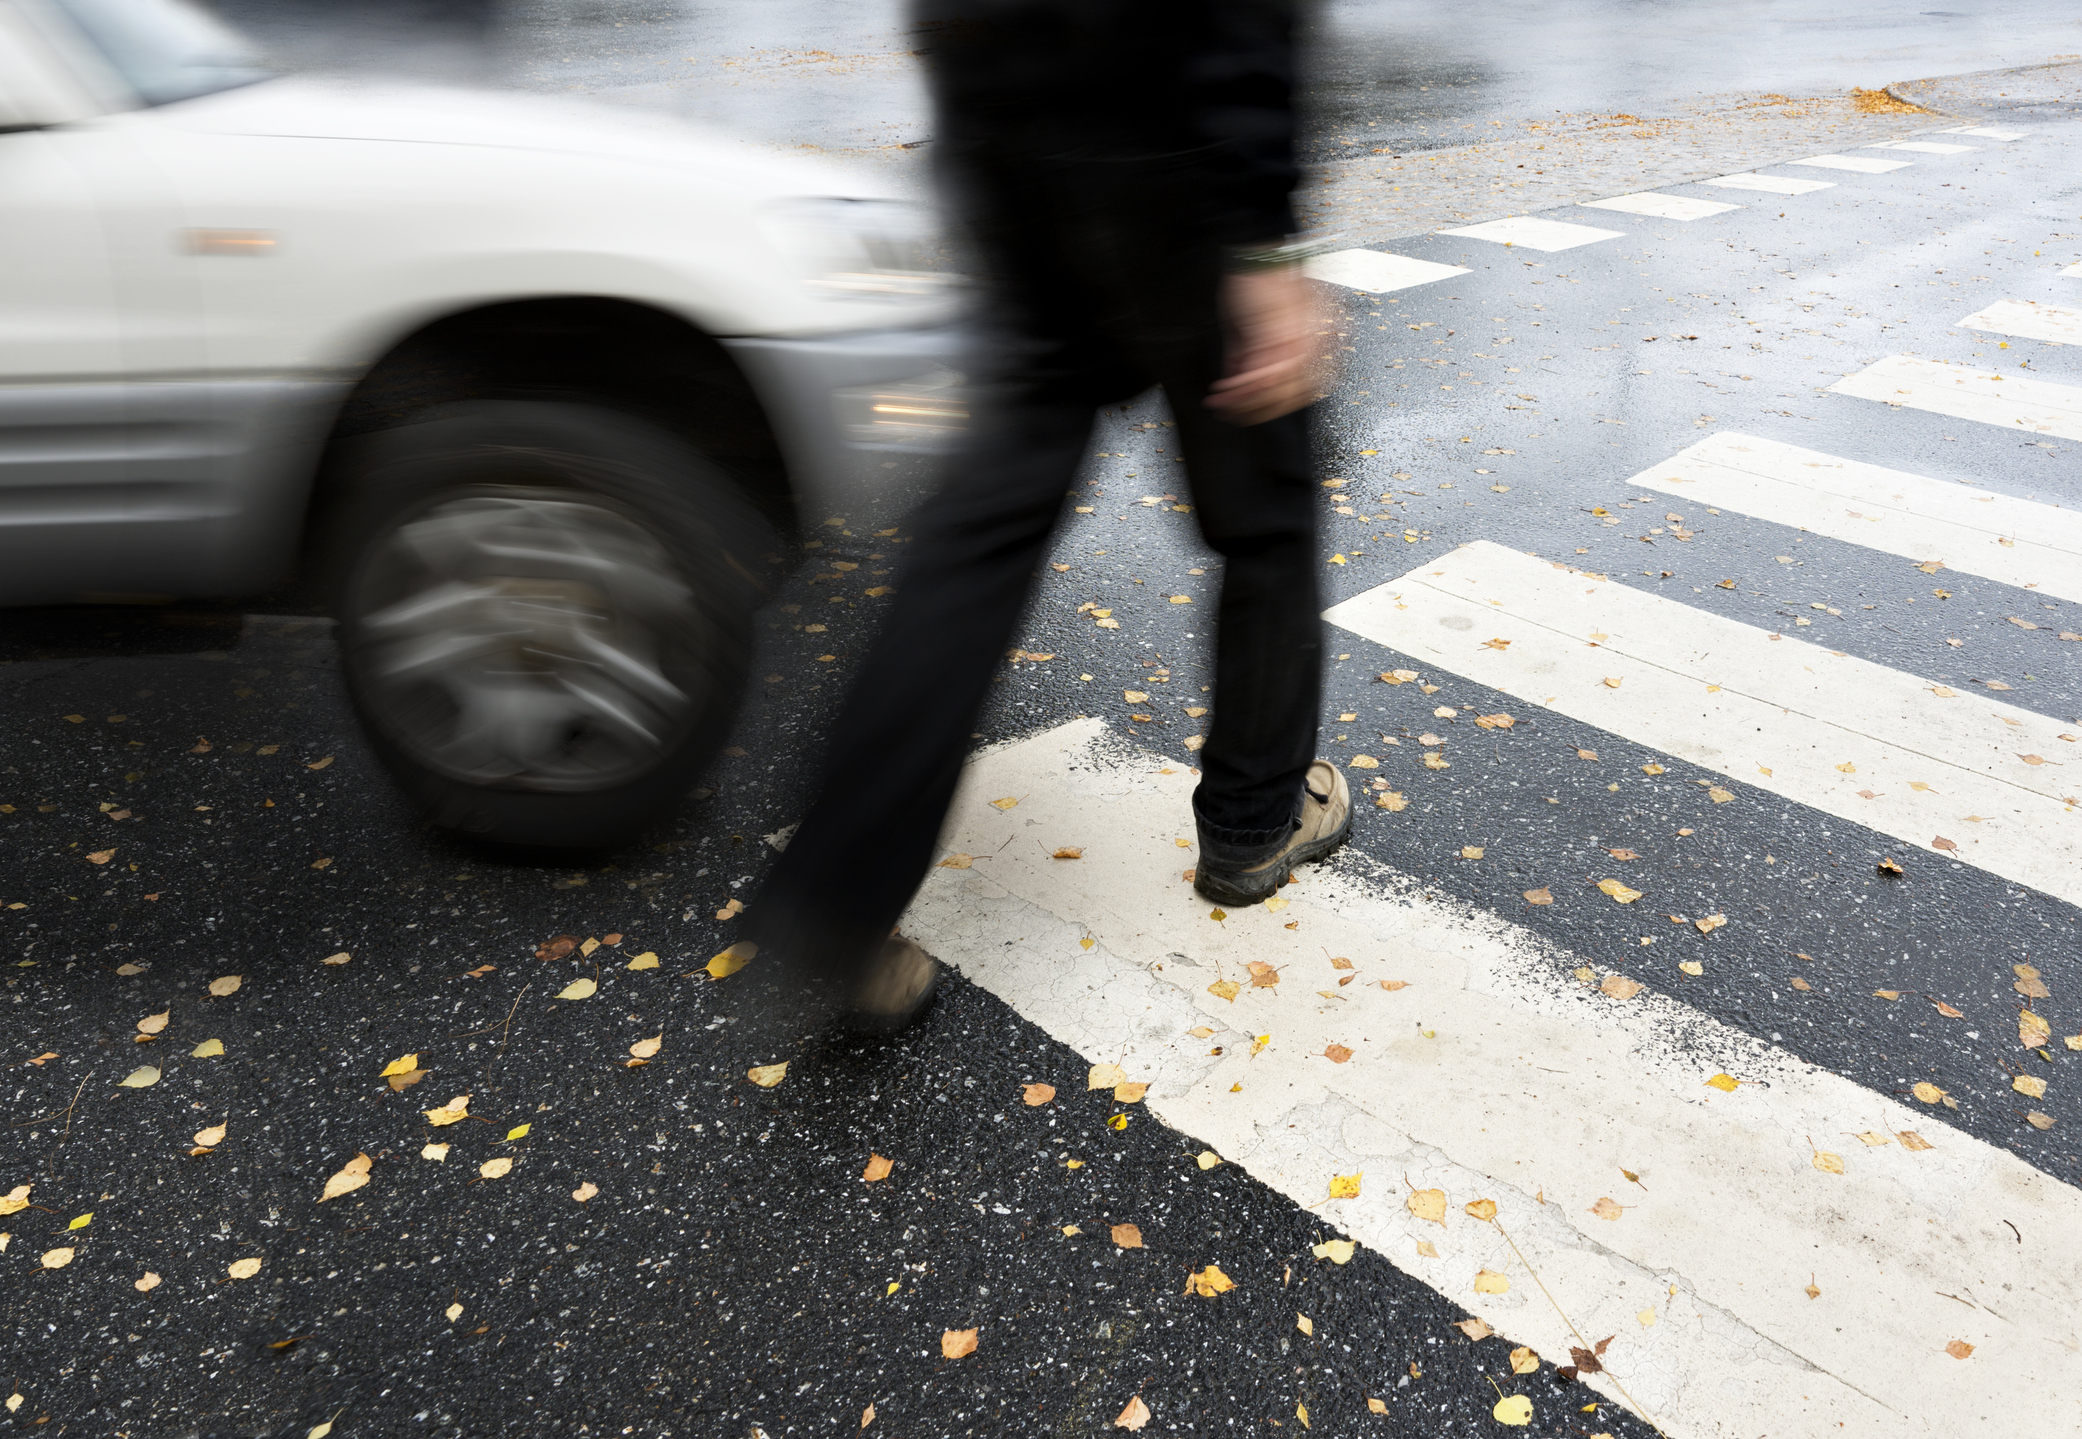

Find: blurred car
0;0;967;847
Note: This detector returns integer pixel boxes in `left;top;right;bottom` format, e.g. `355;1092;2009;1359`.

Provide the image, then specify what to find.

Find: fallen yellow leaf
1114;1394;1151;1430
573;1181;599;1202
193;1123;226;1148
422;1143;450;1162
1473;1268;1510;1294
1088;1063;1128;1090
1597;878;1642;904
626;951;660;970
424;1095;471;1126
190;1038;225;1058
747;1062;788;1088
1312;1239;1355;1264
1022;1083;1056;1106
119;1065;160;1088
320;1152;372;1202
207;975;242;997
1111;1223;1143;1250
136;1009;169;1036
479;1157;513;1179
42;1247;75;1269
1509;1346;1539;1374
1186;1264;1234;1297
1705;1073;1740;1092
630;1034;663;1062
555;977;597;1001
1406;1188;1446;1225
863;1154;894;1183
1493;1395;1533;1426
227;1256;262;1279
1464;1198;1497;1222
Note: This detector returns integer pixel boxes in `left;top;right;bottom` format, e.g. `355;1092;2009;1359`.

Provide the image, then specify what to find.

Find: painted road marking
1960;297;2082;345
1577;192;1740;222
1940;125;2027;140
912;719;2082;1439
1787;153;1913;174
1306;248;1471;294
1324;541;2082;904
1830;354;2082;440
2065;262;2082;278
1866;140;1979;155
1436;215;1626;252
1698;171;1834;195
1626;432;2082;603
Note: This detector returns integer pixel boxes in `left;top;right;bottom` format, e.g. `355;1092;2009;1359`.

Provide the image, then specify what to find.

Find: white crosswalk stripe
1700;172;1833;195
1324;541;2082;904
1866;140;1979;155
1939;125;2028;140
911;722;2082;1439
1305;249;1471;294
1577;192;1740;221
1624;431;2082;602
1959;297;2082;345
1830;354;2082;439
1788;153;1912;173
1436;216;1626;251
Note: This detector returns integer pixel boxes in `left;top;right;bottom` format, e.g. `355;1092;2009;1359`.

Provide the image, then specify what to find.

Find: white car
0;0;966;847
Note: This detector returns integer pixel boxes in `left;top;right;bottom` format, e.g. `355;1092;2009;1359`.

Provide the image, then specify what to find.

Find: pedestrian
744;0;1347;1034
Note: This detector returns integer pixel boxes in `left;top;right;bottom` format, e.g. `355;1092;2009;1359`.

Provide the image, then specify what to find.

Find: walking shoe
1192;760;1352;907
843;933;941;1036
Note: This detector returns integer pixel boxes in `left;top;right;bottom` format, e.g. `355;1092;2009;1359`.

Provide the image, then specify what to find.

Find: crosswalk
916;120;2078;1439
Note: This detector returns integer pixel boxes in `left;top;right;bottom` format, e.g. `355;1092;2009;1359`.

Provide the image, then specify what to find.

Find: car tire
327;400;763;850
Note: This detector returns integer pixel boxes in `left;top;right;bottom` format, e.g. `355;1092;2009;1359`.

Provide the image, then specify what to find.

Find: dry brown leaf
1523;887;1554;906
2026;1110;2055;1130
1590;1196;1624;1221
1509;1346;1540;1374
1246;961;1281;989
1600;974;1645;1001
1379;979;1409;992
1597;878;1642;904
1114;1395;1151;1430
1945;1340;1974;1360
941;1328;979;1359
862;1154;894;1183
320;1152;372;1202
535;934;581;961
1022;1083;1056;1106
1111;1223;1143;1249
1323;1044;1354;1065
2020;1010;2052;1047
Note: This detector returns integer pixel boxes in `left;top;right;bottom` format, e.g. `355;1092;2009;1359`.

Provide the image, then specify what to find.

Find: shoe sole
841;952;943;1038
1192;808;1355;908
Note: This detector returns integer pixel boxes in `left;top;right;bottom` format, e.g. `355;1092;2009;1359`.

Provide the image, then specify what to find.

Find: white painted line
1625;431;2082;604
1939;125;2027;140
1699;171;1835;195
1961;298;2082;345
2065;262;2082;279
1305;248;1471;294
1324;541;2082;904
1787;153;1913;174
1830;354;2082;441
1436;215;1626;252
1577;192;1740;221
1865;140;1980;155
911;720;2082;1439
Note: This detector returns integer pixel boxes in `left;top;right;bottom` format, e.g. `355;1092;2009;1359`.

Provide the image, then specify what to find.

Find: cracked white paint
903;718;2082;1439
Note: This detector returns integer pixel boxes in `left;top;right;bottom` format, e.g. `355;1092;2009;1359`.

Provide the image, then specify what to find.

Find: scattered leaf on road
119;1066;160;1088
1590;1197;1624;1221
1473;1268;1510;1294
479;1158;513;1180
1114;1395;1151;1430
227;1257;262;1279
572;1181;598;1202
1022;1083;1056;1106
42;1247;75;1269
1509;1347;1540;1374
556;978;597;1001
1186;1265;1234;1297
421;1143;449;1162
1088;1063;1128;1091
1407;1188;1446;1225
424;1095;471;1126
1597;879;1642;904
1312;1239;1355;1264
863;1154;894;1183
320;1153;372;1202
207;975;242;997
1111;1224;1143;1249
190;1038;224;1058
1945;1340;1974;1360
1454;1317;1493;1340
941;1328;979;1359
747;1062;788;1088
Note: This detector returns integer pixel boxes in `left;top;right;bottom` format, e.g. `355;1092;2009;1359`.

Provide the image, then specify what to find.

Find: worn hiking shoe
1192;761;1352;907
843;934;941;1036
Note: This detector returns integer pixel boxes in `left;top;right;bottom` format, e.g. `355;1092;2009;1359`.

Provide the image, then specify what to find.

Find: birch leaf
320;1152;372;1202
555;978;597;1001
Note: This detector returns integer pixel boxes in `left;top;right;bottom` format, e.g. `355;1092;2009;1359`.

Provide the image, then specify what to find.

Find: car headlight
762;198;954;300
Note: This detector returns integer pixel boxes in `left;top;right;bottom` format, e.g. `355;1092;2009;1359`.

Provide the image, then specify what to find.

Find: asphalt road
5;8;2082;1439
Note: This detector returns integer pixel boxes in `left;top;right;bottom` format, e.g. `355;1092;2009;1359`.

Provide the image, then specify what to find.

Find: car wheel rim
347;489;709;791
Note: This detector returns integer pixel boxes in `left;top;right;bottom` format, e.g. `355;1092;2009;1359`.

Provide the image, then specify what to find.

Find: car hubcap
347;490;706;790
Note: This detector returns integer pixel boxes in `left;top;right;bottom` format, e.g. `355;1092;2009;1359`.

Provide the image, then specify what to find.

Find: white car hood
147;75;894;201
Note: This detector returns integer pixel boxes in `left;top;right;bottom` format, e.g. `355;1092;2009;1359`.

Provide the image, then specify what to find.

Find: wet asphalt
5;6;2082;1438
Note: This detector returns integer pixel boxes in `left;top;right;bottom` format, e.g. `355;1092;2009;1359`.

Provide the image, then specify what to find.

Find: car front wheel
329;401;760;849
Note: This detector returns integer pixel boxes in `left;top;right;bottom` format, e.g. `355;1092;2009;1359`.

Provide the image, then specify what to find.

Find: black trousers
746;183;1323;983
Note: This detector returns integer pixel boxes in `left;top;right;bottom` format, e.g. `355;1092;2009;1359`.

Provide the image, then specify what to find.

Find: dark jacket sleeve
1183;0;1300;245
